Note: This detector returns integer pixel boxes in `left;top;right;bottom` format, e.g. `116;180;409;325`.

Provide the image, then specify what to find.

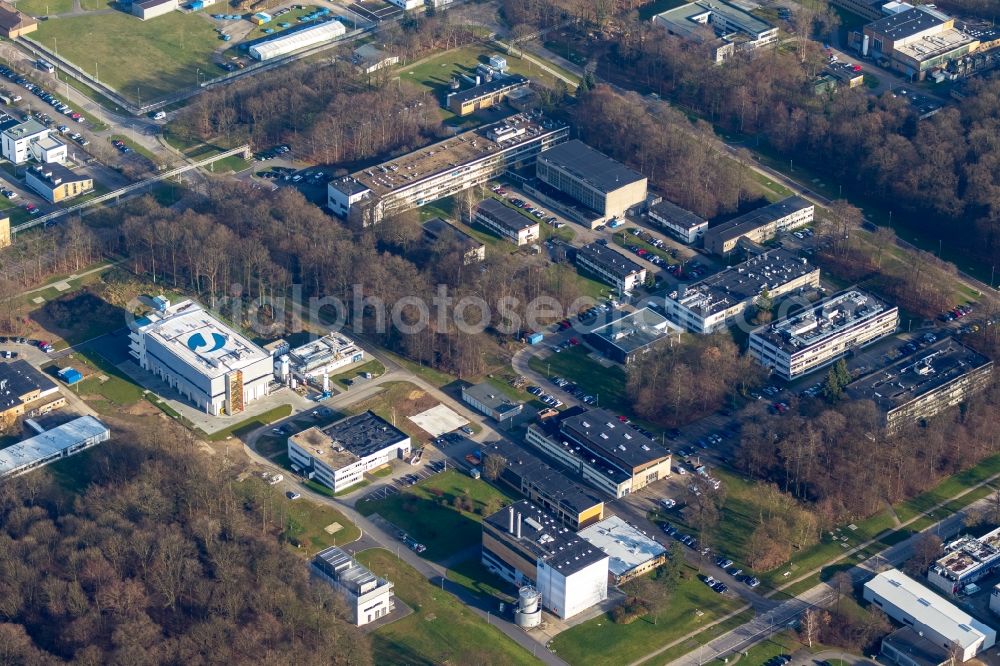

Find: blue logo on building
187;332;227;353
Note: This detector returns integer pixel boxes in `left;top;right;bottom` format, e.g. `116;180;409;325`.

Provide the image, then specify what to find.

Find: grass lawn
283;496;359;554
383;352;457;388
206;404;293;441
330;359;386;388
65;350;144;408
528;346;628;413
356;469;516;562
16;0;73;15
343;381;447;444
369;464;395;478
356;549;542;666
573;265;618;300
549;566;746;666
34;12;221;102
446;554;516;602
399;45;572;101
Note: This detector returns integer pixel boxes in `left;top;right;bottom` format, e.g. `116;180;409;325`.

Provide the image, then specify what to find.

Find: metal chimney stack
508;506;515;533
516;512;522;539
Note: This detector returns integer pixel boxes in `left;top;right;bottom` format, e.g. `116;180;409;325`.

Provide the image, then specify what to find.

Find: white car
661;498;676;509
153;110;166;120
267;474;283;486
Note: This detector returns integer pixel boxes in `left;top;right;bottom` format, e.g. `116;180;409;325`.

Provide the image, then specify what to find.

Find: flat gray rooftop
846;338;992;411
753;289;894;352
537;139;645;193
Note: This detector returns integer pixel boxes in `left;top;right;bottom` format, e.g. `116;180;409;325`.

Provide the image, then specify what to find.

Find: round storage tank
515;608;541;628
518;586;541;614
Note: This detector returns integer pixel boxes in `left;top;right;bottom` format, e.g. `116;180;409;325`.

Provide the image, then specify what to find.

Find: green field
356;549;542;666
283;495;359;554
399;45;574;105
34;12;221;102
356;469;515;562
330;359;386;388
528;345;628;414
15;0;73;15
206;404;293;441
549;566;746;666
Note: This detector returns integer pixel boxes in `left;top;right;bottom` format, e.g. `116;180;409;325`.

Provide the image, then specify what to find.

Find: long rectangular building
584;307;676;365
749;289;898;380
472;198;540;246
575;242;647;294
579;515;667;584
535;140;647;223
328;114;569;225
482;500;609;619
128;299;273;416
285;331;364;381
446;74;530;116
864;569;996;662
663;248;820;334
480;438;605;531
0;415;110;479
525;407;671;498
704;196;814;255
647;199;708;244
652;0;778;63
0;359;64;425
846;339;993;433
287;411;411;493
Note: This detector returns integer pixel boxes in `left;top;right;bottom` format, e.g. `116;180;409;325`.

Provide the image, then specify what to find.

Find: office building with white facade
1;118;62;165
286;331;364;381
482;500;609;619
462;382;524;421
535;140;647;223
663;248;820;334
287;411;410;493
927;527;1000;596
0;415;110;479
128;299;273;416
575;242;647;294
864;569;996;662
648;199;708;244
312;546;395;626
653;0;779;63
749;289;899;380
472;198;540;246
704;196;814;255
328;114;569;225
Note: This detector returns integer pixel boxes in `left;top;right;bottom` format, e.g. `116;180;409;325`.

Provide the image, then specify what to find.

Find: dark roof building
865;5;948;42
0;1;37;38
880;627;953;666
480;438;605;530
462;382;523;421
584;307;677;364
422;217;485;264
648;199;708;244
323;410;409;458
0;360;61;421
575;242;647;293
446;74;529;116
559;408;672;475
846;338;993;432
536;140;647;222
703;196;814;255
472;198;539;246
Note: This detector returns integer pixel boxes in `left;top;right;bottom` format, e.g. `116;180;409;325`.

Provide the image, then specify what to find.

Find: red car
568;337;579;346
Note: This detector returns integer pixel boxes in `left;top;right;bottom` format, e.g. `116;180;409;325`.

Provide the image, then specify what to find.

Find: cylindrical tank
518;586;541;614
278;355;290;381
322;374;330;392
515;608;541;628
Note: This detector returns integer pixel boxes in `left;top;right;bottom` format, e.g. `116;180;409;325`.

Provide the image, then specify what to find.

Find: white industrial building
386;0;423;8
1;118;60;165
284;331;364;381
249;19;346;61
0;415;110;479
312;546;395;626
928;527;1000;595
483;500;609;619
578;516;667;584
128;298;273;416
864;569;996;662
287;411;410;493
749;289;899;379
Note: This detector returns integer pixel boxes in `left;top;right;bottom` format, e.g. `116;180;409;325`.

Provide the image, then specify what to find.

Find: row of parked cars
940;303;974;322
1;66;85;125
527;383;564;408
0;337;52;352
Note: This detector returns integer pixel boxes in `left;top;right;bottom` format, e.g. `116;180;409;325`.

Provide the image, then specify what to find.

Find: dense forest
0;416;370;664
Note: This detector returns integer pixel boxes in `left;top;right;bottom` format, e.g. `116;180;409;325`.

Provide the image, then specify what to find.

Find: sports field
33;12;221;102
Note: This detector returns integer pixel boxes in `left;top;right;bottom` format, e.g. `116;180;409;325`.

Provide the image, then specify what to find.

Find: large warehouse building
482;500;609;619
535;140;647;224
847;339;993;433
864;569;996;662
128;299;273;416
249;19;347;61
856;6;979;80
328;114;568;225
662;248;820;334
749;289;898;380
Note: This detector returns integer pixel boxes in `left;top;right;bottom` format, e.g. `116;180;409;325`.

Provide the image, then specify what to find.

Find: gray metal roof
0;415;109;478
537;140;645;194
